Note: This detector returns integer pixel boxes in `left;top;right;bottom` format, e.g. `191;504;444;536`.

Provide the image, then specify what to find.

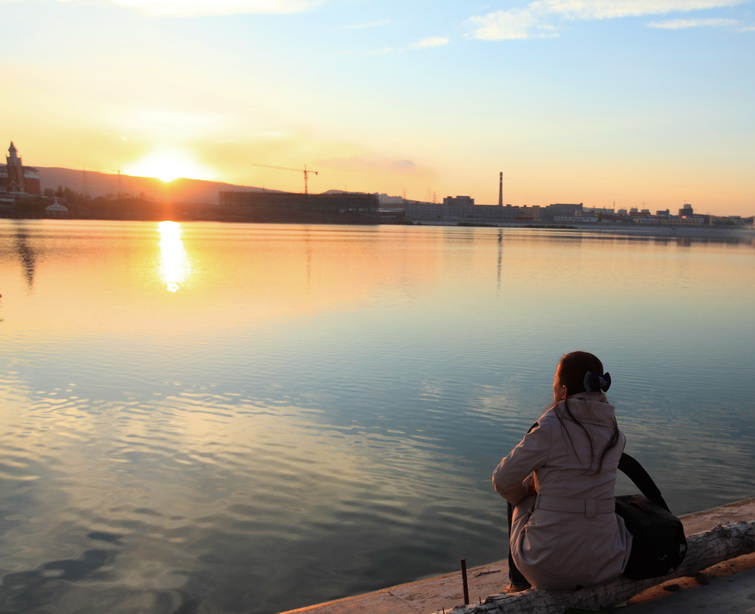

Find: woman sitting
492;351;632;591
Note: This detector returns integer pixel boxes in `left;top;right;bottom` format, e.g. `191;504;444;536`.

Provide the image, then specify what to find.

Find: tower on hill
1;142;42;196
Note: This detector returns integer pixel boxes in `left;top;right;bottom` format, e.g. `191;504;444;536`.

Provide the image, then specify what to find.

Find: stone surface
281;498;755;614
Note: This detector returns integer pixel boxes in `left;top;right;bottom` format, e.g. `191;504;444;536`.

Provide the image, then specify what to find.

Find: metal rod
460;558;469;605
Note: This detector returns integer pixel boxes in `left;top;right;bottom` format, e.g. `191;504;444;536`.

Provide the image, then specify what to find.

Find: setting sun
125;150;215;183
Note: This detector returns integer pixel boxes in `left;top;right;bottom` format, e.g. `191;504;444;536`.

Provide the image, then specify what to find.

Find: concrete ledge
455;521;755;613
281;498;755;614
620;551;755;612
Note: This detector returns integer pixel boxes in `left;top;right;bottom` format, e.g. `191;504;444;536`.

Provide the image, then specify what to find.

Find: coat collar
550;392;616;426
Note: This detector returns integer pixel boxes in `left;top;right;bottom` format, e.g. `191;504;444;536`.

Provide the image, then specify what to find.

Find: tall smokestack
498;172;503;206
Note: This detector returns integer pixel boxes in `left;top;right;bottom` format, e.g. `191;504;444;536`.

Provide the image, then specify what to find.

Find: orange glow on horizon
125;149;216;183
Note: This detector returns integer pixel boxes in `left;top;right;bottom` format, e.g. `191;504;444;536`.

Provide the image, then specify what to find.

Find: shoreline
3;216;753;242
281;497;755;614
417;221;755;241
506;222;755;239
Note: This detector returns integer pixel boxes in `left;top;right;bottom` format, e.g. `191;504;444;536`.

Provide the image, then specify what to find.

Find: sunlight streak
158;221;190;292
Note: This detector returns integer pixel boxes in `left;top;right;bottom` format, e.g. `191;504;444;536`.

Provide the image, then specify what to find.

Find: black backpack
616;453;688;580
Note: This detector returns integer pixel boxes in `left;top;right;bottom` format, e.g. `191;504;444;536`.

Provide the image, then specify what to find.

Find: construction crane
251;163;319;195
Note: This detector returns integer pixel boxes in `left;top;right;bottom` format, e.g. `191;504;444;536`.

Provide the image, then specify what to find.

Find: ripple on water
1;222;753;614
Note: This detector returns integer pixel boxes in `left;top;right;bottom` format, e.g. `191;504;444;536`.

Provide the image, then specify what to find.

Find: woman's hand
522;474;538;497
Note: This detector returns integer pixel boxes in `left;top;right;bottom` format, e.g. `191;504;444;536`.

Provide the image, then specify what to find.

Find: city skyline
2;0;754;216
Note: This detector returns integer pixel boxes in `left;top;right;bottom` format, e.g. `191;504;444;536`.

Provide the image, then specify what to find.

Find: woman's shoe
504;582;531;594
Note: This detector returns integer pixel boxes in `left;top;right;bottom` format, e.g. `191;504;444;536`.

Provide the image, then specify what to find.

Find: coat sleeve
492;419;552;505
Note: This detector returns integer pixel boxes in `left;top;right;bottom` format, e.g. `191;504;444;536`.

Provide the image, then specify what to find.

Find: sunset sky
2;0;754;215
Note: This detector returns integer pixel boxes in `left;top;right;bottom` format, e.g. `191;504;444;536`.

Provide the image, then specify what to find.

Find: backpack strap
618;453;671;512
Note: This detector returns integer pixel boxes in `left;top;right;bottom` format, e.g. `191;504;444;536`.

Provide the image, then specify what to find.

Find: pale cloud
54;0;321;17
340;19;391;30
369;36;450;54
117;108;227;138
410;36;451;49
647;17;738;27
468;0;751;40
543;0;747;20
370;47;397;55
468;7;559;40
324;155;424;175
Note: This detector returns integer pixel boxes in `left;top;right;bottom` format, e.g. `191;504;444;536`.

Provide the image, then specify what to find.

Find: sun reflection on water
158;221;190;292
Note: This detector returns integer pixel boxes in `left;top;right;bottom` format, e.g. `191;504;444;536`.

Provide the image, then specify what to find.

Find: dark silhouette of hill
37;167;271;204
28;167;386;224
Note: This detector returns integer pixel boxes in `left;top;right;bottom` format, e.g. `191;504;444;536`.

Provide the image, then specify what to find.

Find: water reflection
13;221;36;290
158;221;189;292
496;229;503;294
0;220;753;614
518;227;754;249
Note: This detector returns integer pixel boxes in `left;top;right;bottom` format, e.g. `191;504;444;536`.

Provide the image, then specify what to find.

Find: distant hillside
37;168;408;206
37;167;271;204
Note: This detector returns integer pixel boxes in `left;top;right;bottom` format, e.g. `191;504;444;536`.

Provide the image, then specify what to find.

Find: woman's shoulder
536;406;560;425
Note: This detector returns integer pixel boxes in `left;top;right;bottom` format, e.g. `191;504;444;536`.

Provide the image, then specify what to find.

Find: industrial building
403;201;521;223
219;190;379;218
219;190;379;224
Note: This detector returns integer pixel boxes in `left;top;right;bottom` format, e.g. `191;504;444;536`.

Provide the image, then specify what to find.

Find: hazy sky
2;0;754;214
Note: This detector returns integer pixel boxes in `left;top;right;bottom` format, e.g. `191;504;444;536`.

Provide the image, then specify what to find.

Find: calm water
0;220;753;613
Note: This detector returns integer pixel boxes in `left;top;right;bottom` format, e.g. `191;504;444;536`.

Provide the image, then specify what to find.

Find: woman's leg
507;501;531;590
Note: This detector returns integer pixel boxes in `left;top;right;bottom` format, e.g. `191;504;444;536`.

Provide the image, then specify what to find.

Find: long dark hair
554;351;620;474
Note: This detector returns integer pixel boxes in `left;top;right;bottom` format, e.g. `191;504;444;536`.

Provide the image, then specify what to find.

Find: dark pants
507;501;531;587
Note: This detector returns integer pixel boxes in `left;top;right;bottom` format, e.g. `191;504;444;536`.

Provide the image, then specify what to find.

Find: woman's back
492;351;632;590
500;393;631;588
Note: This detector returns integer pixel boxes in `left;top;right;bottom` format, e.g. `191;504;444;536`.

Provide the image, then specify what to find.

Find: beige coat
492;392;632;589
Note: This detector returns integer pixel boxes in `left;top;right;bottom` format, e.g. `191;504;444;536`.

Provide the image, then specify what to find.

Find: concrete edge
280;497;755;614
